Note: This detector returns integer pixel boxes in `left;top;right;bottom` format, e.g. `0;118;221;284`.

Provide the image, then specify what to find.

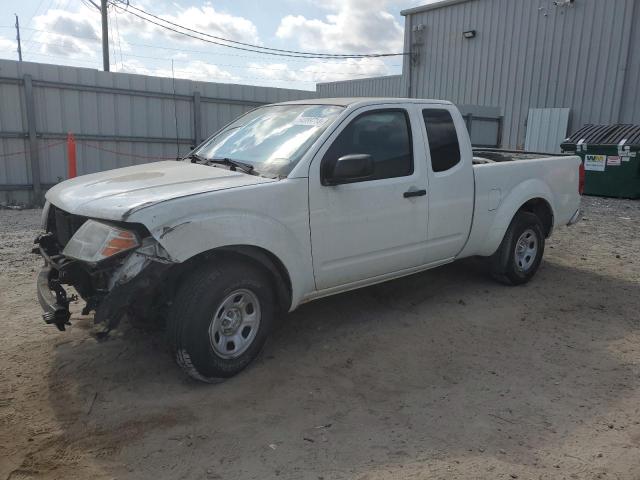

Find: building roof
401;0;474;16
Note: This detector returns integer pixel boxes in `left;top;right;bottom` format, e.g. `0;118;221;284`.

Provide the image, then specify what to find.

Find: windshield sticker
607;156;621;166
584;154;606;172
293;116;328;127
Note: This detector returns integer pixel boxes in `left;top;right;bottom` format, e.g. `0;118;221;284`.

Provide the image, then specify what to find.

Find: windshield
192;104;344;177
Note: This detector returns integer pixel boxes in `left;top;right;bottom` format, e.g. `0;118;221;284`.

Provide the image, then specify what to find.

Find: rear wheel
490;211;545;285
167;260;275;382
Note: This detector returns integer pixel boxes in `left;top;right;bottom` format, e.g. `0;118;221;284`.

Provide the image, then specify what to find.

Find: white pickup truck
35;98;583;382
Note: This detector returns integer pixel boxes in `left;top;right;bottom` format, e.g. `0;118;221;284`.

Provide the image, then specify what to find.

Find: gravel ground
0;196;639;480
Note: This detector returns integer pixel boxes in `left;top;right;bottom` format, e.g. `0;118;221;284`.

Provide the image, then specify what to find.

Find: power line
109;1;408;60
1;25;401;67
113;51;391;78
112;4;124;70
24;0;48;27
15;34;398;77
15;39;390;80
111;0;408;59
80;0;97;12
107;4;117;69
3;49;316;85
21;0;55;55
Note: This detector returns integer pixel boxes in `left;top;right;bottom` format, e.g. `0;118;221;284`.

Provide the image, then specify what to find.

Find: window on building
323;109;413;182
422;109;461;172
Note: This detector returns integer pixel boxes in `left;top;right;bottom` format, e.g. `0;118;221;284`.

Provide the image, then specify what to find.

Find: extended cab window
323;109;413;181
422;109;461;172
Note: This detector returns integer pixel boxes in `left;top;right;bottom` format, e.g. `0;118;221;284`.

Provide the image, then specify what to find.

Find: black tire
167;259;275;383
489;211;545;285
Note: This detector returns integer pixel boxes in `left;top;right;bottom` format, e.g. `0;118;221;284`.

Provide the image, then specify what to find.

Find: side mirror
326;154;374;185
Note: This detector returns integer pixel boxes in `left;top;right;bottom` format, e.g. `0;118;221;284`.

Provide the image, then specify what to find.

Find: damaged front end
34;203;174;333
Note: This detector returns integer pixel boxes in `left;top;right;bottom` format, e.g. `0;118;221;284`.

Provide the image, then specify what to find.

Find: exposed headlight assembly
41;201;51;230
62;219;140;264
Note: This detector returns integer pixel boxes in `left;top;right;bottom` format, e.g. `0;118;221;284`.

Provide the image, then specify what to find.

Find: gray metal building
317;75;405;98
320;0;640;150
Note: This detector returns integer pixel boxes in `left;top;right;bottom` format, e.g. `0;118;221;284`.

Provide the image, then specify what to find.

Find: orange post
67;132;77;178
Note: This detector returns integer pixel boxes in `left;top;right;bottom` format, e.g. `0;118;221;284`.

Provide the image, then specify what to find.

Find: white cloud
113;4;260;46
31;8;100;58
0;37;17;58
276;0;404;54
17;1;396;89
165;6;259;44
113;58;238;83
27;2;260;59
171;60;239;82
248;57;390;84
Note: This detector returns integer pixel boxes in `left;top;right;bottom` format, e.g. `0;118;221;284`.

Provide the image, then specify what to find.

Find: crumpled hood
46;160;276;221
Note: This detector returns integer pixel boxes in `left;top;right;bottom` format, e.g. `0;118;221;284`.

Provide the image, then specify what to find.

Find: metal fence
0;59;315;205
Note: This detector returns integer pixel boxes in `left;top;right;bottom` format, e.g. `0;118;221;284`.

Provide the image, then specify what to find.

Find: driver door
308;105;429;291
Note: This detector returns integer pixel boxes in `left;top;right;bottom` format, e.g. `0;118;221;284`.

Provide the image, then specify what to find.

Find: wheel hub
220;308;242;334
208;288;261;359
514;228;538;272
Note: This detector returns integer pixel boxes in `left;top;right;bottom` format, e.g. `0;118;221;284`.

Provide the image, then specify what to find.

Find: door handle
403;189;427;198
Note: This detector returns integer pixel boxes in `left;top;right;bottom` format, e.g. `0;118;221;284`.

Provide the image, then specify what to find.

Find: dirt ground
0;196;639;480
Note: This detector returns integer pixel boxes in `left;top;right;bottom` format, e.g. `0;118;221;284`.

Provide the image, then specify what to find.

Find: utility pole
87;0;110;70
15;14;22;61
100;0;109;71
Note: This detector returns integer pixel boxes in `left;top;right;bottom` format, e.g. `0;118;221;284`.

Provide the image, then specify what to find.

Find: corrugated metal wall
524;108;570;153
316;75;404;98
0;59;314;204
620;0;640;123
404;0;639;148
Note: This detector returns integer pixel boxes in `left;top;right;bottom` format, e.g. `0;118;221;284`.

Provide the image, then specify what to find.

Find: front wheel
490;211;545;285
167;260;275;383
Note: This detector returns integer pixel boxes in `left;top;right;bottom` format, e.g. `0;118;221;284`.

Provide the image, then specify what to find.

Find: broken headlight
62;219;140;264
41;200;51;230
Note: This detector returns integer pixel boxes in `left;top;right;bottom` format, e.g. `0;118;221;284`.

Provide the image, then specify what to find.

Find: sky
0;0;433;91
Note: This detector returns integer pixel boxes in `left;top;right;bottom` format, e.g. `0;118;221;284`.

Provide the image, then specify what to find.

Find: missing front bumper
35;231;174;334
36;267;73;331
36;259;171;334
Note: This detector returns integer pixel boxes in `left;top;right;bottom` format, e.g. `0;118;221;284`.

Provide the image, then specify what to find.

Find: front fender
479;179;555;257
123;179;313;310
138;210;313;310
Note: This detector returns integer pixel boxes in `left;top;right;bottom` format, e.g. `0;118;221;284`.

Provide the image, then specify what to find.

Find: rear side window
422;109;461;172
323;109;413;181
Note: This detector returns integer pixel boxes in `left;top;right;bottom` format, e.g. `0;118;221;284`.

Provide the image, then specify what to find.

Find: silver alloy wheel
209;288;261;359
514;228;538;272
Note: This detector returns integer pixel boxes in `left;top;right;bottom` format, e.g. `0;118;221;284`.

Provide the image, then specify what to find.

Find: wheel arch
518;197;554;237
174;245;293;313
486;195;554;256
477;179;556;257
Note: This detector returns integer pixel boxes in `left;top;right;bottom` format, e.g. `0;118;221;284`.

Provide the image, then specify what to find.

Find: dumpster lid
561;124;640;149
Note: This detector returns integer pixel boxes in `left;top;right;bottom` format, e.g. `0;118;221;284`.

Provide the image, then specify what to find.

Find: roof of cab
272;97;453;108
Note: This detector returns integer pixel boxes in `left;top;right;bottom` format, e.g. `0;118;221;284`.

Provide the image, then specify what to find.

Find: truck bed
459;149;582;258
472;148;568;165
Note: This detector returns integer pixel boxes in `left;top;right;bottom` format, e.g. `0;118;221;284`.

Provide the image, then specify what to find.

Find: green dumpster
561;124;640;199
